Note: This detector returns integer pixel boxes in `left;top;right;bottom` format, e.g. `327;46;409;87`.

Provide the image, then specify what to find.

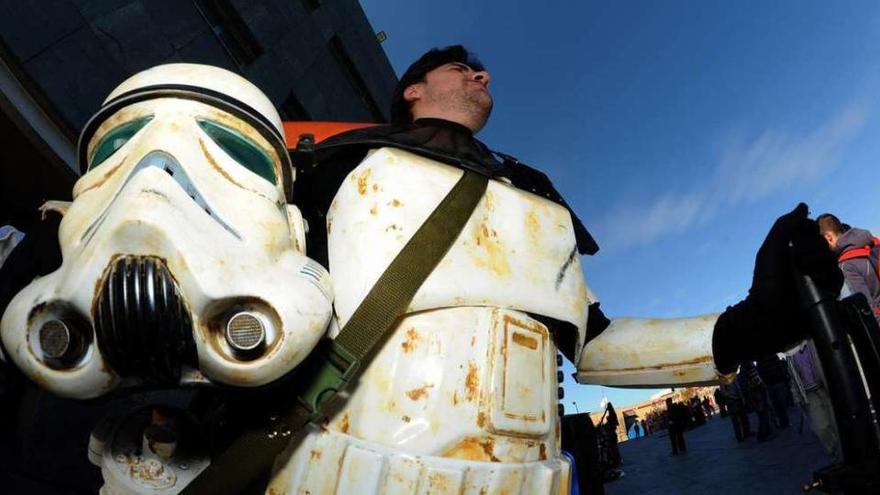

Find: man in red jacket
818;213;880;323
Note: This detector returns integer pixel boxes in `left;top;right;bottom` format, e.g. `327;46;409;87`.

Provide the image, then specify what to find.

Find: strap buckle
297;340;360;420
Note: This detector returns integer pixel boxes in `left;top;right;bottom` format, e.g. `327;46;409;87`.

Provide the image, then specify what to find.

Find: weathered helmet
1;64;332;398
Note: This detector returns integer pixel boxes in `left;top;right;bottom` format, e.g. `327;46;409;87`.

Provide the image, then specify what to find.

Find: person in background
721;381;750;442
714;387;729;418
757;353;791;429
788;340;841;462
702;396;715;419
666;397;688;455
691;397;707;427
817;213;880;324
603;401;622;468
740;362;774;442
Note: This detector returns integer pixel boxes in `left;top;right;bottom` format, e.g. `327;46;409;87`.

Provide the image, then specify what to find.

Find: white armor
0;64;731;494
265;147;729;495
268;148;588;494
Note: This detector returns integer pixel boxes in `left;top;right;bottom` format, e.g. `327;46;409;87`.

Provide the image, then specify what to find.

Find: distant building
0;0;397;230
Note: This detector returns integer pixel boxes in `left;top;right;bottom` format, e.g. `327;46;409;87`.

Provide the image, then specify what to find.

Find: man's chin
467;92;493;113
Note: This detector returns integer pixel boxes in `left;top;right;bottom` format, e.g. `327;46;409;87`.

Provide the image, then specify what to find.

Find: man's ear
403;83;422;103
822;231;836;248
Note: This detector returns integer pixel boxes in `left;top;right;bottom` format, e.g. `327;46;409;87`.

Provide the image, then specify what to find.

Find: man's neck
410;110;482;133
413;117;475;135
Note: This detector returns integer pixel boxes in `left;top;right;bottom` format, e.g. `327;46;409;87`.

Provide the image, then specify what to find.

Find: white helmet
1;64;332;398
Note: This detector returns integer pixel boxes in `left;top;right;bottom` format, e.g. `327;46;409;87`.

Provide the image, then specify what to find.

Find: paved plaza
604;408;833;495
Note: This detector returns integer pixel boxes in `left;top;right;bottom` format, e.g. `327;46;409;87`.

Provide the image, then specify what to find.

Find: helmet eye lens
89;115;154;170
197;119;277;185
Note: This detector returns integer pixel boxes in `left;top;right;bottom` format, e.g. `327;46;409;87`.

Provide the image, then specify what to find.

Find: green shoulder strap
181;170;488;495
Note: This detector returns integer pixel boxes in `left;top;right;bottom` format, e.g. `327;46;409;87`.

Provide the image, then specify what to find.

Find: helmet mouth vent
94;255;197;384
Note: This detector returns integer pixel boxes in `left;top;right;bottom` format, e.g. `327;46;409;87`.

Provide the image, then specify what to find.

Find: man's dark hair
389;45;485;125
817;213;850;235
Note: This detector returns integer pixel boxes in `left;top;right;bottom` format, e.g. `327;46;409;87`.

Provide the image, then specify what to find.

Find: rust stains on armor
471;221;511;277
442;436;499;462
357;168;372;195
405;384;434;401
77;156;127;195
477;411;487;428
197;138;246;189
465;361;480;402
526;209;541;238
511;331;538;350
593;354;713;373
401;327;420;353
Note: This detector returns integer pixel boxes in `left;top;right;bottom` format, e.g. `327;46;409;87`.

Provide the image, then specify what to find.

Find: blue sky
360;0;880;413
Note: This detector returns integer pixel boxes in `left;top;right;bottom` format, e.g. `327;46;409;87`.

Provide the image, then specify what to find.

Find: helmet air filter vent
225;312;266;358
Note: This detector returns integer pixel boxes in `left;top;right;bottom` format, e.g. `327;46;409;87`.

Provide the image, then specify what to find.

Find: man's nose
472;70;490;87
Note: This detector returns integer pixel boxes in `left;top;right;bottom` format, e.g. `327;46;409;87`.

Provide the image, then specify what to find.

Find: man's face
406;62;493;130
823;231;839;251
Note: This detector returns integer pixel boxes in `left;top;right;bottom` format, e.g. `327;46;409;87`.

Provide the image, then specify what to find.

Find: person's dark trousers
677;427;687;453
768;382;791;428
669;426;678;454
741;410;753;438
730;411;747;442
669;426;687;454
755;390;773;442
756;410;772;441
605;424;621;468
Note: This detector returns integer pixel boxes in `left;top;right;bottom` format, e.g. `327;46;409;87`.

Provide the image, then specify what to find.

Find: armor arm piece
575;315;734;387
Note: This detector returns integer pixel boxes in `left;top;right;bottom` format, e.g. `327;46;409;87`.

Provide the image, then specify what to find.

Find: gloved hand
713;203;842;374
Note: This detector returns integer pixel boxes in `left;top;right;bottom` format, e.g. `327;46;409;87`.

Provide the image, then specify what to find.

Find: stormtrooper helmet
0;64;333;398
